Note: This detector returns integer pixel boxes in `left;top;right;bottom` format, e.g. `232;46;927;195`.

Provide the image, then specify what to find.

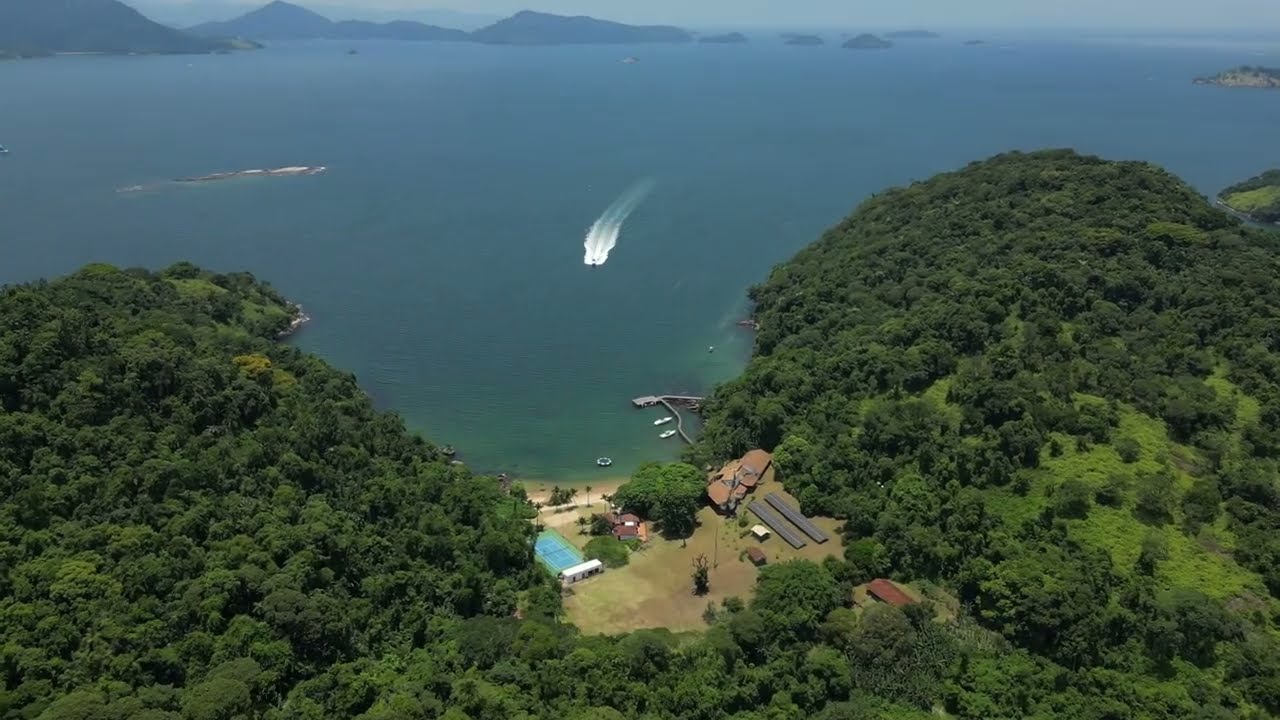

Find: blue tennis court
535;529;585;573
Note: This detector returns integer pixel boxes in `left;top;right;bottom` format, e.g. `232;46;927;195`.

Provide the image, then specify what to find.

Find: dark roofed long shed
748;500;806;549
765;493;828;543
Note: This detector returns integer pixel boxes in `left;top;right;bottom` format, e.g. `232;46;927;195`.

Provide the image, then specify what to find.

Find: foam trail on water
583;179;655;266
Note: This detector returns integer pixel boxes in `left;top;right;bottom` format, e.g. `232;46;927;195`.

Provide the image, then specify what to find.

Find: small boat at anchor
596;457;613;467
0;145;9;155
659;430;677;439
653;416;673;426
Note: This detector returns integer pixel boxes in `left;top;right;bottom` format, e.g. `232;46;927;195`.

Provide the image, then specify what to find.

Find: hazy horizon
134;0;1280;33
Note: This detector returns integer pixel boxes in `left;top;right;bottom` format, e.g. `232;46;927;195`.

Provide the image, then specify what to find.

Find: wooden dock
632;395;704;445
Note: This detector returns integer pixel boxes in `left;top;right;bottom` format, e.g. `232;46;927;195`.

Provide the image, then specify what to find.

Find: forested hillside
697;150;1280;716
0;264;540;718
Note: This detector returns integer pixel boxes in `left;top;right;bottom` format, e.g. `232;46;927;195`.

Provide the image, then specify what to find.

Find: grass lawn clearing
564;488;843;634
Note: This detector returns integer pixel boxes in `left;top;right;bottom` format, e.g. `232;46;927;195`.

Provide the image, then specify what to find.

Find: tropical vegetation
6;149;1280;718
695;149;1280;717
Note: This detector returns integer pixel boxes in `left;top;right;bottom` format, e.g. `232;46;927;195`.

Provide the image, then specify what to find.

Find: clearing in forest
563;488;844;634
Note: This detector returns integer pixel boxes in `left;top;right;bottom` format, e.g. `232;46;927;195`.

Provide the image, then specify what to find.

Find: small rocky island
843;33;892;49
886;30;940;39
964;39;987;46
1219;169;1280;224
699;32;747;44
782;33;823;46
1194;66;1280;89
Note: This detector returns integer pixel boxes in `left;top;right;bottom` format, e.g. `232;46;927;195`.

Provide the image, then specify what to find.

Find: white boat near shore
659;429;677;439
653;416;673;426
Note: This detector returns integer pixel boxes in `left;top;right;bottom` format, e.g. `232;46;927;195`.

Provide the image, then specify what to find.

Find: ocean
1;34;1277;482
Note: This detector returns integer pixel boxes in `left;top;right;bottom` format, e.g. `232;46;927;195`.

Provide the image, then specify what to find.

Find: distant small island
782;34;824;46
886;30;940;39
964;39;987;46
699;32;748;44
1219;169;1280;224
1194;65;1280;89
842;34;892;50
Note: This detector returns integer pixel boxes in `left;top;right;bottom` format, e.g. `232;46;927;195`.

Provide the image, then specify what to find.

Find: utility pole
714;520;719;568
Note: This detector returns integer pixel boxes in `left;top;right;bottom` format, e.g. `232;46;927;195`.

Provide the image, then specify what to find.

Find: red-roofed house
600;511;647;543
867;578;914;607
613;524;641;541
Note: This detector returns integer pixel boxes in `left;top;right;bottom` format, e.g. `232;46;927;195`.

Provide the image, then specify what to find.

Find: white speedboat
653;416;673;426
659;429;677;439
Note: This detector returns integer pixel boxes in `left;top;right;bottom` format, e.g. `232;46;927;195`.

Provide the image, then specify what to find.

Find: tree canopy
612;462;705;539
7;150;1280;718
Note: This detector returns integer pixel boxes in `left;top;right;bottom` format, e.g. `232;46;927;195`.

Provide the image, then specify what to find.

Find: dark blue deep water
1;34;1277;480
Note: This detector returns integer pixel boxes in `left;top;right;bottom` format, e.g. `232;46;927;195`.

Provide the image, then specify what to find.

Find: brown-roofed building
613;524;641;541
601;510;647;543
746;547;767;566
741;449;772;477
706;449;774;514
707;481;732;508
867;578;914;607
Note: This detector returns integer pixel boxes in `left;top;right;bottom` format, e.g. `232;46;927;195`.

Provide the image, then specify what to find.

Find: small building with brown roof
867;578;914;607
613;524;641;541
746;547;767;566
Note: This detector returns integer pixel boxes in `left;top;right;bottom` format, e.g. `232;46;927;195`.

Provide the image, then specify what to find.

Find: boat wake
583;179;654;266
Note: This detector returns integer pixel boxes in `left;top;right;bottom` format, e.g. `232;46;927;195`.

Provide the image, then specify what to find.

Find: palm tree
585;485;593;507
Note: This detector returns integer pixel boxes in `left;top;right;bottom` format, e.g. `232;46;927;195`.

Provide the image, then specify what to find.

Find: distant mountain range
470;10;692;45
1;0;707;57
188;1;468;42
130;0;498;31
0;0;250;56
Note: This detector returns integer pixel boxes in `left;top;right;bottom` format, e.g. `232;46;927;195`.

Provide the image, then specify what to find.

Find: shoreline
521;476;628;507
277;302;311;339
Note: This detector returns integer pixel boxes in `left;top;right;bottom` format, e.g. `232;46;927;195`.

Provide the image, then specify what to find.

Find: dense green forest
1220;169;1280;224
6;150;1280;719
0;265;543;718
697;149;1280;717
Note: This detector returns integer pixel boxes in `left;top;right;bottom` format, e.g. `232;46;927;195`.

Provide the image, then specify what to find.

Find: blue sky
145;0;1280;30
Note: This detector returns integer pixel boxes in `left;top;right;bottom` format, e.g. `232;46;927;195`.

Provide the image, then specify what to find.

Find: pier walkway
632;395;705;445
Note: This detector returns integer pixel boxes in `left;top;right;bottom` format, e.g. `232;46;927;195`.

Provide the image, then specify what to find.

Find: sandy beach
523;477;628;543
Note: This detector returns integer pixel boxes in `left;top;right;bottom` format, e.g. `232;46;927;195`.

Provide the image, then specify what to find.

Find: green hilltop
1220;168;1280;224
696;149;1280;716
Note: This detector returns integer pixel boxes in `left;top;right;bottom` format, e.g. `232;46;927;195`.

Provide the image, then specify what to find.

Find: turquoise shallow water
1;35;1277;481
